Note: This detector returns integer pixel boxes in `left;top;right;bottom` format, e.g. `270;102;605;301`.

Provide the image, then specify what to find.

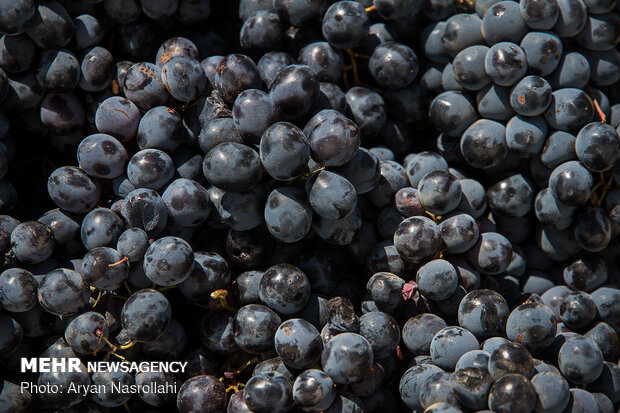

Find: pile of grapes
0;0;620;412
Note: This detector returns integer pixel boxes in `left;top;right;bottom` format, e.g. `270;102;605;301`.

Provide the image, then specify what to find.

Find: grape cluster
0;0;619;412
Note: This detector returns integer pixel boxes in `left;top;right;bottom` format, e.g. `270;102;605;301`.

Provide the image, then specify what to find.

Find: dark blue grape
488;374;537;413
417;259;459;301
203;142;262;192
530;372;570;413
116;228;149;262
257;52;293;93
509;75;552;116
123;62;169;111
482;1;528;45
548;52;590;89
265;187;312;243
177;375;226;413
402;313;447;355
418;170;462;215
40;92;85;135
505;115;547;158
306;170;356;220
458;289;509;339
209;184;268;231
520;0;559;29
307;112;360;167
467;232;512;275
77;134;128;180
442;62;464;91
345;86;386;137
156;37;199;67
269;64;319;122
0;34;36;73
573;207;611;252
26;1;74;49
506;295;556;353
484;42;528;86
81;207;124;250
261;265;310;316
35;49;80;92
575;122;620;172
233;304;281;353
455;350;490;371
162;178;210;228
399;364;444;411
583;49;620;87
591;287;620;326
441;13;484;57
421;22;451;64
274;318;322;369
394;216;441;263
127;148;175;191
419;372;459;409
0;268;36;312
103;0;141;24
240;10;283;50
575;14;619;51
359;311;399;358
81;247;129;290
369;42;418;89
456;179;487;219
487;174;533;218
233;89;280;144
560;291;596;329
121;288;171;342
553;0;588;37
64;311;107;355
452;45;490;90
138;106;185;151
143;236;193;286
534;187;577;230
520;31;562;76
79;46;114;92
430;326;480;371
476;83;514;120
214;54;262;105
429;91;478;137
549;160;593;206
10;221;55;264
123;188;168;237
558;335;604;384
0;0;35;35
460;119;508;169
488;341;534;379
451;367;493;411
244;372;293;413
200;312;238;354
315;81;346;112
37;209;84;254
198;117;243;154
38;268;89;316
585;322;619;361
321;1;369;49
366;272;406;313
298;42;342;83
161;56;206;102
94;97;140;143
293;369;335;412
321;332;373;384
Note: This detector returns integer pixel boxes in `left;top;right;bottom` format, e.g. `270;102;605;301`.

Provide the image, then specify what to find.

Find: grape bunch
0;0;619;412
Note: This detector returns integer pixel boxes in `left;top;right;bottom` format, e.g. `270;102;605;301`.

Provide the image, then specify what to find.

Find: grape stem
586;84;607;123
365;5;376;12
211;289;237;312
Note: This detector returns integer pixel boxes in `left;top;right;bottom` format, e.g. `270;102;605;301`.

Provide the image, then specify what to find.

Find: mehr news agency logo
19;358;187;395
